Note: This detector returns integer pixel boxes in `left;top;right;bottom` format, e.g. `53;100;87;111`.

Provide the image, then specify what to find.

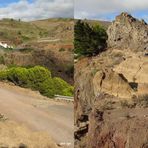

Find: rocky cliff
75;13;148;148
107;12;148;51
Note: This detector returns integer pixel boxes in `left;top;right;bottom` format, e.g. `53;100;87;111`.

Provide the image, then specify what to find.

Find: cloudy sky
0;0;73;21
75;0;148;22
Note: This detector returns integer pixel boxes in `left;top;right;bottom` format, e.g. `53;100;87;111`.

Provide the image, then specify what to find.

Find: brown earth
0;82;73;148
0;120;58;148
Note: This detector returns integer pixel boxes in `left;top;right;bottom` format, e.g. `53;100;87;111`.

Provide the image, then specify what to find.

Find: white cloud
0;0;74;21
75;0;148;22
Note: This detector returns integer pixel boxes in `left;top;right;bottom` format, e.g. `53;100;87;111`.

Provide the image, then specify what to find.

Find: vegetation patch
74;20;108;57
0;66;73;98
59;48;65;52
18;48;34;53
0;56;5;64
65;64;74;77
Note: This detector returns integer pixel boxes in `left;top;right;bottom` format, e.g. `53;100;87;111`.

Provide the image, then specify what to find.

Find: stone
93;69;134;98
107;12;148;51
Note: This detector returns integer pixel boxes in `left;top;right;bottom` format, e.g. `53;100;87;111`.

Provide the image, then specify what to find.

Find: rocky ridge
107;12;148;51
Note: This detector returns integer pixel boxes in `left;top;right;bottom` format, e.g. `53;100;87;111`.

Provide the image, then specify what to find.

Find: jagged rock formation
107;12;148;51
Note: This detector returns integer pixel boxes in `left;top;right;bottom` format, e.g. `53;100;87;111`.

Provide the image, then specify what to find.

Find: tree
74;20;108;56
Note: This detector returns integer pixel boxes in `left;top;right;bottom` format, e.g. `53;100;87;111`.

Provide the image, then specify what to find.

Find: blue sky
0;0;148;22
0;0;33;7
96;11;148;22
75;0;148;23
0;0;19;7
0;0;73;21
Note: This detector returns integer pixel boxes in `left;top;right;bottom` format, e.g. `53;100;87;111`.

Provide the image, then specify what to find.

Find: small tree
74;20;107;56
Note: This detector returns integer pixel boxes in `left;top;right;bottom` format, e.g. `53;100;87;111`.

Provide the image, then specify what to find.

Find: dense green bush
0;56;5;64
74;20;108;56
0;66;73;98
65;64;74;77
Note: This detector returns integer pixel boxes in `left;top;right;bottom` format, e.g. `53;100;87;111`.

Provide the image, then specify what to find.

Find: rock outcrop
107;12;148;51
114;55;148;83
114;55;148;95
93;69;134;98
75;13;148;148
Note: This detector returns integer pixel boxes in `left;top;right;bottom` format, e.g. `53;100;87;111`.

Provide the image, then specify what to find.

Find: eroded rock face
114;56;148;83
114;55;148;95
107;12;148;51
93;69;134;98
87;107;148;148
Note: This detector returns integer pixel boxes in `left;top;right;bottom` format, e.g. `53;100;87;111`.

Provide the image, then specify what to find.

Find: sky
75;0;148;23
0;0;148;22
0;0;74;21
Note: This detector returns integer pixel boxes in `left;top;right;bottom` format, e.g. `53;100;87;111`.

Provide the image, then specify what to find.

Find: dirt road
0;83;73;147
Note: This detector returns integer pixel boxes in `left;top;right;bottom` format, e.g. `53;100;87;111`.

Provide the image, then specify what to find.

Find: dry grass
0;120;58;148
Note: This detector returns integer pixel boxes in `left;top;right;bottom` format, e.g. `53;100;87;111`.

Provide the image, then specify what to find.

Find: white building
0;41;13;49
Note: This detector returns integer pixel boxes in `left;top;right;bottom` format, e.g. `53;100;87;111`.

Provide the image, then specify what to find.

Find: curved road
0;85;73;147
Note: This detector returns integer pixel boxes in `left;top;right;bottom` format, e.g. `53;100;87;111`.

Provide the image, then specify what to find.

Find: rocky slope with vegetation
0;18;74;83
74;13;148;148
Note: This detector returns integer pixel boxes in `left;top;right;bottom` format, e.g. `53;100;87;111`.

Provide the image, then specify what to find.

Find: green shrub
65;64;74;77
53;77;74;96
62;86;74;96
19;48;33;53
59;48;65;52
0;66;73;98
0;56;5;64
74;20;107;56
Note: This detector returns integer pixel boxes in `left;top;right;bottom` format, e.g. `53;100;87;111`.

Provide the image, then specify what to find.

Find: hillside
75;19;111;30
0;18;74;84
0;18;74;45
74;12;148;148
